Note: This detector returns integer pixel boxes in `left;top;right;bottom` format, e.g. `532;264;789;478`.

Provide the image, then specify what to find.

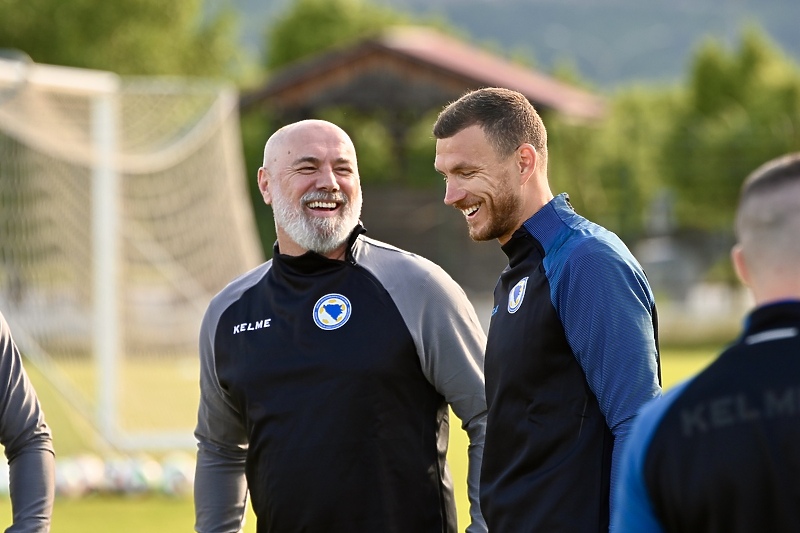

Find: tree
546;87;681;241
245;0;441;249
661;26;800;232
263;0;408;71
0;0;242;78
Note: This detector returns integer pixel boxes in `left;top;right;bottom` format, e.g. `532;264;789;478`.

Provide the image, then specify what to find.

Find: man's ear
731;244;751;287
257;167;272;205
517;144;537;186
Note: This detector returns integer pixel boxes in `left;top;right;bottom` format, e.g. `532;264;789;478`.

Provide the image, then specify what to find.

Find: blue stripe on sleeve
527;196;661;519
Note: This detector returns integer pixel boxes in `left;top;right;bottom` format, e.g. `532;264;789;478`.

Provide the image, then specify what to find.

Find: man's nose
316;166;339;191
443;179;464;206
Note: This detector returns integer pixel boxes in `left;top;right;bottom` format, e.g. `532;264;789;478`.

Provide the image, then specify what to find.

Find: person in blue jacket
613;152;800;532
433;87;662;531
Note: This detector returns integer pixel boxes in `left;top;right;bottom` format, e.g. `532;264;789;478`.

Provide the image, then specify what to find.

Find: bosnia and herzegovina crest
507;277;529;314
313;293;352;330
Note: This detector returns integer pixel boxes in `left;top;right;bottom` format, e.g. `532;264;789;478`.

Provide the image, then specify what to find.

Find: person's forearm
464;413;487;533
7;449;54;533
194;443;248;533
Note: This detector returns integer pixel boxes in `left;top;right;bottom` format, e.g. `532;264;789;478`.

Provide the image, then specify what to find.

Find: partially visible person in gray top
0;310;54;533
193;119;488;533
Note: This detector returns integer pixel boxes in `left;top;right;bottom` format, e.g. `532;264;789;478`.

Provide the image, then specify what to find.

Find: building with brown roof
242;26;607;295
242;25;605;121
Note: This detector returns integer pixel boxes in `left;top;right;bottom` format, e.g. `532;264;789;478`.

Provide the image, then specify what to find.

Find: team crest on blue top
507;277;529;314
313;294;352;330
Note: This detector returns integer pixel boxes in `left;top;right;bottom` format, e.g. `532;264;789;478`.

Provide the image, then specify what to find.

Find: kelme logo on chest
233;319;271;334
508;277;529;314
313;293;352;330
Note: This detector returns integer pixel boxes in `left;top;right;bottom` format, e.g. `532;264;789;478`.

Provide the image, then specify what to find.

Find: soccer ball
73;454;106;494
130;454;163;494
55;457;88;498
160;451;195;497
103;456;131;493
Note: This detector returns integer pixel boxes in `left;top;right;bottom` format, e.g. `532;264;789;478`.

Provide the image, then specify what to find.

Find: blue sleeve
548;237;662;514
612;383;690;532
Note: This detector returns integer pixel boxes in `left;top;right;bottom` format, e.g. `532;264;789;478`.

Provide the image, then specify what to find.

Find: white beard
271;185;363;255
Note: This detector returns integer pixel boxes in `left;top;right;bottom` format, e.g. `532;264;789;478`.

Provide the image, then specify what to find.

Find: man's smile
460;204;480;218
306;200;339;211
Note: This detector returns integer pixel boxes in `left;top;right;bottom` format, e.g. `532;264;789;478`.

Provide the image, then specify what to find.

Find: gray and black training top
194;226;488;533
0;311;54;533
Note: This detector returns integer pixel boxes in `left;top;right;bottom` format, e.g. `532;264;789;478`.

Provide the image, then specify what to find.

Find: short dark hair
433;87;548;165
740;152;800;200
736;152;800;240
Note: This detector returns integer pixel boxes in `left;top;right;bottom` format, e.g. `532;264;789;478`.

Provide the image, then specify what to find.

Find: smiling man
194;120;488;533
433;88;662;532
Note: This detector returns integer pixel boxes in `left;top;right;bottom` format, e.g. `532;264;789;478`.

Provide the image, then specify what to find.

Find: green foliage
0;0;243;77
255;0;464;192
550;56;587;88
404;110;449;188
313;107;398;184
548;87;681;240
240;111;278;252
538;26;800;240
662;26;800;231
256;0;441;189
264;0;408;70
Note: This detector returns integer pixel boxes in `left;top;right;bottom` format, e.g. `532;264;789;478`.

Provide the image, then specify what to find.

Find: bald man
613;152;800;532
193;120;488;533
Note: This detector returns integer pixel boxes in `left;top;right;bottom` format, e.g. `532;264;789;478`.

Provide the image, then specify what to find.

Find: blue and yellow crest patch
507;277;528;314
313;294;352;330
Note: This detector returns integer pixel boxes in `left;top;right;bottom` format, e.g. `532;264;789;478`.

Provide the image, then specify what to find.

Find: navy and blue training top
614;300;800;532
194;227;488;533
480;193;661;532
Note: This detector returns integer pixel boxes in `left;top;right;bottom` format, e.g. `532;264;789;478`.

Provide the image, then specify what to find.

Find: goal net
0;57;263;451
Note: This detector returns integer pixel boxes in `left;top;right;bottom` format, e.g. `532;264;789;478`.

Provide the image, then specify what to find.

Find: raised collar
515;192;576;253
271;223;366;273
742;300;800;341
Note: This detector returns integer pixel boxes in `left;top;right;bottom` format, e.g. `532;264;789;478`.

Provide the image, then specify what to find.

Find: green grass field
0;346;720;532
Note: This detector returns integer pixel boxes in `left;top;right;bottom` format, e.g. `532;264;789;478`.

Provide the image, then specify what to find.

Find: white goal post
0;56;263;451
